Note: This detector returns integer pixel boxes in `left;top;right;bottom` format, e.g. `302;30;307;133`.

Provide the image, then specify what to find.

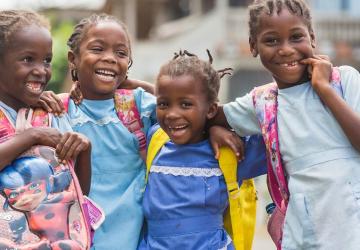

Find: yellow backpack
146;127;257;250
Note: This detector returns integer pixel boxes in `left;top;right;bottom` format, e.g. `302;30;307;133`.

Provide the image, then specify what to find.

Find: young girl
43;14;157;250
0;10;91;249
211;0;360;249
138;50;267;249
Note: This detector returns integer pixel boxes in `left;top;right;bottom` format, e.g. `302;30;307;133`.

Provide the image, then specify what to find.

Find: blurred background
3;0;360;249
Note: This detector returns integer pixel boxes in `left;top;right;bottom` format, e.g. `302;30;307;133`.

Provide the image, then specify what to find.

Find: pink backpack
59;89;147;160
252;68;342;249
0;107;102;250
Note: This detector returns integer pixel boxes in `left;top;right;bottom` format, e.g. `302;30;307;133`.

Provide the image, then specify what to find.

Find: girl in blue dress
39;14;157;249
138;50;267;250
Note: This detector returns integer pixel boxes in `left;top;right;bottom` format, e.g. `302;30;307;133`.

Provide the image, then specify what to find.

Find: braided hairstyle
248;0;313;42
0;10;50;58
67;13;133;67
157;49;232;103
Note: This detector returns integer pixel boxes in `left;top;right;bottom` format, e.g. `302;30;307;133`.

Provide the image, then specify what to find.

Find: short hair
67;13;133;67
0;10;50;57
157;50;232;103
248;0;313;42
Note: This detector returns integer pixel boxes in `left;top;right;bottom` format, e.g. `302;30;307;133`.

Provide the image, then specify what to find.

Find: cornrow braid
158;50;232;103
0;10;50;57
248;0;313;42
67;13;133;67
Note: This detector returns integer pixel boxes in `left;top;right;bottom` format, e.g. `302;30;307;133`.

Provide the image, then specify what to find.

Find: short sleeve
339;66;360;113
134;87;157;135
223;92;261;136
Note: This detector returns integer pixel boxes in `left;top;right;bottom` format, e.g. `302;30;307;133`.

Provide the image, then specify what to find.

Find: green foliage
47;20;74;93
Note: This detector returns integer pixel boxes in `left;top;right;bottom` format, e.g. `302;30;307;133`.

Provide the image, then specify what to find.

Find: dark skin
38;78;155;116
0;24;91;195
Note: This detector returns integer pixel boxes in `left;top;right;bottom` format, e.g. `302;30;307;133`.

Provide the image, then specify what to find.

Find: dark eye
291;33;304;42
116;50;128;57
157;101;168;109
22;56;33;63
181;102;192;108
264;37;279;46
90;47;103;53
44;56;52;67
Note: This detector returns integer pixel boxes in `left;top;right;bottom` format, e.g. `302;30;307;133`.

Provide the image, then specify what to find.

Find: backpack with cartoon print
0;107;103;250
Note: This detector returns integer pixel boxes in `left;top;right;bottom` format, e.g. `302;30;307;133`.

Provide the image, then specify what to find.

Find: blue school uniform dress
138;125;266;250
66;88;156;250
224;66;360;250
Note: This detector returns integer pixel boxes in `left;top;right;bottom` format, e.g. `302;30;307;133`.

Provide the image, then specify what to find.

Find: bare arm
207;105;231;128
74;145;91;195
302;55;360;152
0;127;62;170
56;132;91;195
122;78;155;94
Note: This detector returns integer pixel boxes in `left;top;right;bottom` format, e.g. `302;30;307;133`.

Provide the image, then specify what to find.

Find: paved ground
252;176;276;250
252;225;276;250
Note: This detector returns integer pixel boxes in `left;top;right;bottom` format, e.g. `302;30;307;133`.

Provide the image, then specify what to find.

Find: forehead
257;8;309;35
83;21;129;46
157;75;205;95
7;24;52;52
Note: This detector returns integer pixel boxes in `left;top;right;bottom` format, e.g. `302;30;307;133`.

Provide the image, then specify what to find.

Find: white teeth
169;125;186;129
96;69;116;77
97;74;115;81
26;82;42;92
281;61;298;67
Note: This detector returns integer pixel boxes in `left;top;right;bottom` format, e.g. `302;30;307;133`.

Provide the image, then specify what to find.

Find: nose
278;41;295;56
32;63;47;76
102;51;117;64
165;106;180;120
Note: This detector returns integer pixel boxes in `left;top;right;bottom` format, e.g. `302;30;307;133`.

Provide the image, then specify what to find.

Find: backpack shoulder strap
58;93;70;113
219;147;256;250
146;127;169;181
252;83;289;211
114;89;147;159
0;106;16;142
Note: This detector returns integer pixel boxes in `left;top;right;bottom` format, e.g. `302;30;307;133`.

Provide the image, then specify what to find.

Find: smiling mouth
25;81;44;93
279;61;299;67
168;124;187;130
95;69;117;82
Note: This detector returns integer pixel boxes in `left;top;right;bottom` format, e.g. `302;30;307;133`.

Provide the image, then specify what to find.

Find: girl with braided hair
38;13;158;250
210;0;360;249
138;50;266;250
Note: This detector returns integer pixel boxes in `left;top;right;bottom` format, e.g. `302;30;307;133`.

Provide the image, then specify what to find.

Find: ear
206;102;218;120
310;31;316;48
249;37;258;57
68;50;76;69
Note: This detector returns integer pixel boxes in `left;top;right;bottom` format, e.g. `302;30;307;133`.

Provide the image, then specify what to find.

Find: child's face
250;8;315;89
70;21;130;100
0;24;52;110
156;75;217;144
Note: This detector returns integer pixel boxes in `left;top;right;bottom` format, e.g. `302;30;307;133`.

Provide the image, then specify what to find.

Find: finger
62;139;82;161
56;133;71;161
238;139;245;161
300;57;319;65
227;136;244;160
315;54;330;61
50;91;65;114
38;99;53;113
211;142;220;159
